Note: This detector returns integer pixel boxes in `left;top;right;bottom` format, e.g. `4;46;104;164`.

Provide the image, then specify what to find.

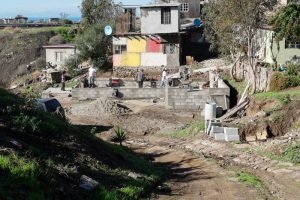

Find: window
180;3;189;12
55;52;64;62
161;7;171;24
114;45;127;54
285;37;300;49
164;44;176;54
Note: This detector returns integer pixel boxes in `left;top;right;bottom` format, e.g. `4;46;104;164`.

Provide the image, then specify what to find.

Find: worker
88;64;96;88
161;68;167;88
135;68;145;88
61;71;66;91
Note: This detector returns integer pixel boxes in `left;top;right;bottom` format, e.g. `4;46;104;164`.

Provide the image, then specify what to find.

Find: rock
256;129;268;141
246;135;256;142
128;172;144;180
256;111;267;117
79;175;99;190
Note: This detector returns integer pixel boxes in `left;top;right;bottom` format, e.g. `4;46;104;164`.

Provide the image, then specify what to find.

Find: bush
55;27;76;43
35;57;46;70
13;113;42;133
64;57;80;77
49;35;65;45
287;64;299;76
284;75;300;88
270;72;286;91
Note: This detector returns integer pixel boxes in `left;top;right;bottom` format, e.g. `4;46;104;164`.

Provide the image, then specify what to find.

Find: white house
43;44;77;70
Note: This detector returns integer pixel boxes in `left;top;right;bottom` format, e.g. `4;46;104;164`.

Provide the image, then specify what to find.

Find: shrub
287;64;299;76
269;72;286;91
64;57;80;77
284;75;300;88
35;57;46;70
13;113;42;133
55;27;76;43
282;143;300;164
49;35;65;45
111;126;127;146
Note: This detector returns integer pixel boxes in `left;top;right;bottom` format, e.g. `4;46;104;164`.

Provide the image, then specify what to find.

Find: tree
271;2;300;42
203;0;277;94
77;0;120;69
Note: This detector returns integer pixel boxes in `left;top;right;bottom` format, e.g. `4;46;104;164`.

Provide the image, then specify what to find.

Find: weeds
163;120;205;138
237;171;263;188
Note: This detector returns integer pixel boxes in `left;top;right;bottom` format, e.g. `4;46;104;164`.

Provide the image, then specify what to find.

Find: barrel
205;103;216;120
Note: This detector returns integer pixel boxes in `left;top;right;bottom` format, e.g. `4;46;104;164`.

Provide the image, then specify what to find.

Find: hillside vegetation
0;27;76;86
0;88;163;200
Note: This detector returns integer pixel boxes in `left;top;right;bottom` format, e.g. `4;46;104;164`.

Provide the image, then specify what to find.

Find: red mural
146;38;161;52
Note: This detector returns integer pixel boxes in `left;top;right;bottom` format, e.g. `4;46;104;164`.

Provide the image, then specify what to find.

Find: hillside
0;28;56;86
0;88;163;200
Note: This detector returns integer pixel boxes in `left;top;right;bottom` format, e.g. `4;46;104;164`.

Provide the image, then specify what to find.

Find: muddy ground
60;95;300;200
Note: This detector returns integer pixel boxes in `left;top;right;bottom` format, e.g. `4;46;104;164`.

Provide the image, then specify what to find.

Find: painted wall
113;35;180;68
259;30;300;65
141;6;179;34
141;53;167;66
45;48;76;70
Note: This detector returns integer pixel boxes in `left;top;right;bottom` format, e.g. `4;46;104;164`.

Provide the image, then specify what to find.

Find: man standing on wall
135;68;145;88
88;65;96;88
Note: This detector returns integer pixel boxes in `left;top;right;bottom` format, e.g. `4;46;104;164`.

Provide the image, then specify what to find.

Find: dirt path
126;139;268;200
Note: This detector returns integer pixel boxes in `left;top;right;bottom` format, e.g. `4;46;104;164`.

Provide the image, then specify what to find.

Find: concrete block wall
94;78;160;88
166;88;230;110
72;88;165;100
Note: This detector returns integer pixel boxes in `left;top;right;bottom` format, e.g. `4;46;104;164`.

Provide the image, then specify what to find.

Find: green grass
255;88;300;102
0;88;164;200
237;171;263;188
222;74;247;96
256;142;300;165
163;120;205;138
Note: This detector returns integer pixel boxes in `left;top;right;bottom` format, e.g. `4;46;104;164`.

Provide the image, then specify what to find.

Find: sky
0;0;151;18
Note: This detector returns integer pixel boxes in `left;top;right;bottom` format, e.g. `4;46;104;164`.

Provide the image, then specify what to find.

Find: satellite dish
104;26;112;36
194;19;202;27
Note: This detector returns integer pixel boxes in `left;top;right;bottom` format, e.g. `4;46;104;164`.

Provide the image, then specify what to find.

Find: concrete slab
209;126;224;137
224;127;240;142
215;133;225;141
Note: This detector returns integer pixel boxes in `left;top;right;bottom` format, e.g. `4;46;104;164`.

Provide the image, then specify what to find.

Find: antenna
104;25;112;36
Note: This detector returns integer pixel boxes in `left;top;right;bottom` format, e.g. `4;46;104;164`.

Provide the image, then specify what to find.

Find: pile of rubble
70;98;131;118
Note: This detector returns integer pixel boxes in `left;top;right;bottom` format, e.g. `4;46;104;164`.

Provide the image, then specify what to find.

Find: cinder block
207;121;222;135
215;133;225;141
209;126;224;137
224;127;240;142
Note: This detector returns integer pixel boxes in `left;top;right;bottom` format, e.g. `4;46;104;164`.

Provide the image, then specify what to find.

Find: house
112;1;211;73
15;15;28;24
256;28;300;65
48;18;60;24
113;3;181;69
2;18;15;24
43;44;77;70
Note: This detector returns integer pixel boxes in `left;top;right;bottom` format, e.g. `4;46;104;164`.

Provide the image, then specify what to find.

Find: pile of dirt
70;98;132;118
239;100;300;141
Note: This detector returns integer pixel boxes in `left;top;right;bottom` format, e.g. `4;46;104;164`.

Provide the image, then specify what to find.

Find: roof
140;3;180;8
43;44;76;49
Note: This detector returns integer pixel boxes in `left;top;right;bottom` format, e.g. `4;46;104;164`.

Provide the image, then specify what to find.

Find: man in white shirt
88;65;96;88
161;68;167;88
